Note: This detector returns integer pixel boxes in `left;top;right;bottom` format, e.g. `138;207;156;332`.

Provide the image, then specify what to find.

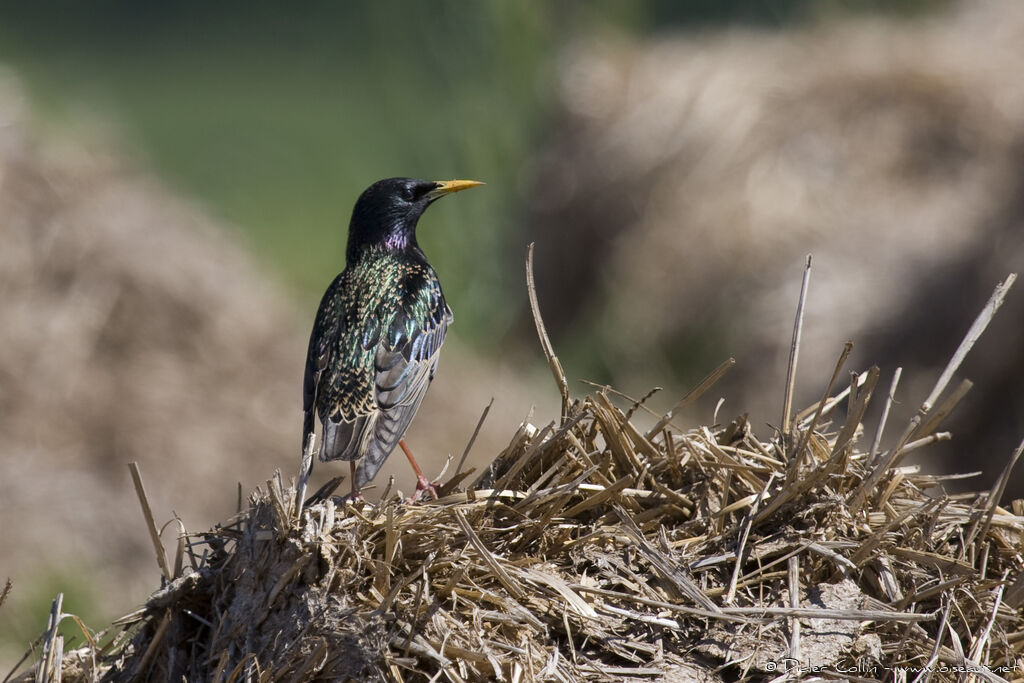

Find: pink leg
399;439;437;501
349;461;363;501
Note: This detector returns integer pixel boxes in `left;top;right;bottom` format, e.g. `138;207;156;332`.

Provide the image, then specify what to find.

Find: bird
302;177;483;501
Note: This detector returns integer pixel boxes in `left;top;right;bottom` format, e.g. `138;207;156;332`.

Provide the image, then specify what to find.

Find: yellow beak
427;179;485;200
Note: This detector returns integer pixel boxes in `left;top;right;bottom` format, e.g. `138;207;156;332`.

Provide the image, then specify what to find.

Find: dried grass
9;270;1024;682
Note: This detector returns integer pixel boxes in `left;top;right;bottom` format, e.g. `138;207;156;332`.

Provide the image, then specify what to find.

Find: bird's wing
353;275;451;487
303;277;342;451
307;272;378;465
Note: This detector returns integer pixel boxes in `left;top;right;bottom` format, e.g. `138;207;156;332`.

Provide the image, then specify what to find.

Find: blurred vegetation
0;2;562;346
0;0;944;347
0;571;100;667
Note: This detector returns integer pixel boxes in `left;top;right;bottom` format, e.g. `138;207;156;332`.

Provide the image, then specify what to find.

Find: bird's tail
320;413;370;463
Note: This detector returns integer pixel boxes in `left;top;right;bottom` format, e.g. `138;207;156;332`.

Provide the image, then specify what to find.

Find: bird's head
347;177;483;261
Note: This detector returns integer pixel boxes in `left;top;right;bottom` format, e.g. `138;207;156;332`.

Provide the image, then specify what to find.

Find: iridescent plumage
302;177;481;496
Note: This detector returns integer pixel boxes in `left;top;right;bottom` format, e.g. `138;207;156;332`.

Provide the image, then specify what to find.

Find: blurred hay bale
524;0;1024;490
19;345;1024;681
0;70;305;609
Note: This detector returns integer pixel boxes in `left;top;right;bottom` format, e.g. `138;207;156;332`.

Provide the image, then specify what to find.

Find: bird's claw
408;476;439;503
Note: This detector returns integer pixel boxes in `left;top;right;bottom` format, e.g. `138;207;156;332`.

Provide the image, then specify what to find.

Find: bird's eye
401;186;417;202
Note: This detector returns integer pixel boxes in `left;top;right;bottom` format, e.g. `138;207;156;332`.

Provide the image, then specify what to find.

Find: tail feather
354;388;429;487
320;413;373;462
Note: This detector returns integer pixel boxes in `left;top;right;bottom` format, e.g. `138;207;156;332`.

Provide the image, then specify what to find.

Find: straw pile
523;1;1024;494
12;270;1024;682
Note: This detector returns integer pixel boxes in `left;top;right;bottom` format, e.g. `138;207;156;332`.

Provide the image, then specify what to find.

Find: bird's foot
408;475;439;503
399;438;439;502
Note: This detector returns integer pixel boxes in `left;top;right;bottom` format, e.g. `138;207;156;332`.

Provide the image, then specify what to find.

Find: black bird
303;177;483;500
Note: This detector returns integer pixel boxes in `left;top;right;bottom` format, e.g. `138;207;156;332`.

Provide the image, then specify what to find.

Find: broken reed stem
726;473;775;605
713;606;933;621
168;517;187;580
36;593;63;683
788;556;801;664
645;357;735;440
581;381;662;421
916;378;973;440
831;366;879;460
791;341;852;465
614;505;719;611
795;369;870;427
454;509;524;600
456;398;493;475
526;243;570;421
969;570;1008;663
782;255;812;440
869;367;902;466
129;462;172;581
972;437;1024;548
911;601;952;683
919;273;1015;415
852;274;1017;512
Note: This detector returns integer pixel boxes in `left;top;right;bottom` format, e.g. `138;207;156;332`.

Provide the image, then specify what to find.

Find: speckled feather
304;248;450;486
301;178;471;490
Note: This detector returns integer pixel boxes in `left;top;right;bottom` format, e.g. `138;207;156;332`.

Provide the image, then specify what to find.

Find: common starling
302;177;483;500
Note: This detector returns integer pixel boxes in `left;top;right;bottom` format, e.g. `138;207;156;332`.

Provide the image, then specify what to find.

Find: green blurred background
0;0;936;353
0;0;955;666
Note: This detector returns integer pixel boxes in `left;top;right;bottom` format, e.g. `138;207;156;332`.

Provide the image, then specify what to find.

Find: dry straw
8;264;1023;683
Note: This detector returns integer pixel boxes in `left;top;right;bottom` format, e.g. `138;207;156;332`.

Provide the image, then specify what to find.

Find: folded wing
354;278;451;487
